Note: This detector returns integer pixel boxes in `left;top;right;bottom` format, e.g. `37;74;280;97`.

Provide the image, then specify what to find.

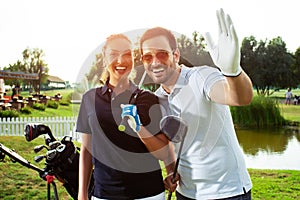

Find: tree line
241;36;300;96
3;32;300;96
84;31;300;96
3;48;49;93
180;32;300;96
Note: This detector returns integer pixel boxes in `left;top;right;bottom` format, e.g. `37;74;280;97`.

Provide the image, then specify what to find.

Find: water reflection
236;127;300;170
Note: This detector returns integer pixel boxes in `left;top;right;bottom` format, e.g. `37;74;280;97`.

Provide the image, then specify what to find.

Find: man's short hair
139;27;177;54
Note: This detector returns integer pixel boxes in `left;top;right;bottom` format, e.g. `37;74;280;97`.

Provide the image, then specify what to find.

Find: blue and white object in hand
120;104;141;132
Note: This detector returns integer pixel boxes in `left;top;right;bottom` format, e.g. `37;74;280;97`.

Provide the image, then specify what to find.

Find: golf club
24;123;55;143
160;115;188;200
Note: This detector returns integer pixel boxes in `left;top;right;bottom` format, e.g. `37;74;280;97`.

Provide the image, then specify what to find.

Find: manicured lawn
1;136;300;199
254;88;300;122
280;104;300;122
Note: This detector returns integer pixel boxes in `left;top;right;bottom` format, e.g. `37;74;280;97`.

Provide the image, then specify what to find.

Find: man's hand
164;172;180;192
204;8;242;77
120;104;142;132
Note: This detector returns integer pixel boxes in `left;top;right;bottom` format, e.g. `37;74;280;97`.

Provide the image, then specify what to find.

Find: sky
0;0;299;84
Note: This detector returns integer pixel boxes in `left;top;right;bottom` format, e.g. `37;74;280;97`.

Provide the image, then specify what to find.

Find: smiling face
141;35;180;87
103;37;133;86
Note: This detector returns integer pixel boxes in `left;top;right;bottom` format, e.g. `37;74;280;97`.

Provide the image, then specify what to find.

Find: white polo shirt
156;65;252;199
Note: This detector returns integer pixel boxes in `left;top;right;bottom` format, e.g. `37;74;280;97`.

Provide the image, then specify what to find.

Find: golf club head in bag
160;115;188;143
24;123;55;142
43;136;94;199
43;136;79;199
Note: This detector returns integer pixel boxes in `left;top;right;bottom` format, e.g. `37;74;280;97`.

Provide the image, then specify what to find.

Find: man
139;9;253;199
285;88;293;105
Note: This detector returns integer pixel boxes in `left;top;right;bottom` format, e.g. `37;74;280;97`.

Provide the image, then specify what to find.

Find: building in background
42;75;66;90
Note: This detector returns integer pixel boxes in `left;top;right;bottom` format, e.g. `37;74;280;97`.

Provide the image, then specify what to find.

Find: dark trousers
176;190;251;200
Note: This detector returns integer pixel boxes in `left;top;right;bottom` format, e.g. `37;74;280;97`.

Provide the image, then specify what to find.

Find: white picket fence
0;116;80;141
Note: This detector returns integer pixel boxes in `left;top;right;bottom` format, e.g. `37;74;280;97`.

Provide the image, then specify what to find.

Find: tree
3;60;26;86
4;48;49;93
86;53;104;88
291;47;300;83
177;32;214;67
22;48;49;93
266;37;295;89
241;36;295;96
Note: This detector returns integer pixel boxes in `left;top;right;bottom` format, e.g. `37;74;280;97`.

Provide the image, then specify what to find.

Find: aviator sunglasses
141;50;174;65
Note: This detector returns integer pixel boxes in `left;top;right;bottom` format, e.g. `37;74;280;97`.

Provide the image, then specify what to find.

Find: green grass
249;169;300;199
1;136;300;199
0;136;76;200
265;88;300;122
7;88;82;117
8;88;75;99
280;104;300;122
266;88;300;99
19;103;80;117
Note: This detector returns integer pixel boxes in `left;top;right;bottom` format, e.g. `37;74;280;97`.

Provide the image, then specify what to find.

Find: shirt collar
156;65;189;97
101;80;112;95
100;80;138;95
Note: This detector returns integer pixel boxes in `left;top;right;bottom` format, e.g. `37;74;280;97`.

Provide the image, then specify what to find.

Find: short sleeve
196;66;225;101
76;93;92;134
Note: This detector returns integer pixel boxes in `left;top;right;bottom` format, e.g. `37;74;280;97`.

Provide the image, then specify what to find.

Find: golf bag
42;135;81;199
0;123;94;200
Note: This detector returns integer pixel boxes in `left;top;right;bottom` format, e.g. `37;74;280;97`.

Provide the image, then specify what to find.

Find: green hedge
47;100;59;109
0;110;20;118
231;96;286;128
32;103;46;111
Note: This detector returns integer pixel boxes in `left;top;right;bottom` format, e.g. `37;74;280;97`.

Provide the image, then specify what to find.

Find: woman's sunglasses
141;50;174;65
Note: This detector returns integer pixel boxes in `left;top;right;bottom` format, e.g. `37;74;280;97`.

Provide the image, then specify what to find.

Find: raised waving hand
204;8;242;77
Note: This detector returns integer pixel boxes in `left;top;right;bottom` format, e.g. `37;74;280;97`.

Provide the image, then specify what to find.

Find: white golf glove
204;8;242;77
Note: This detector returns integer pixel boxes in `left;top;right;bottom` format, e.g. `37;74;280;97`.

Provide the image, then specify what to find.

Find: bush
59;100;70;106
47;100;59;109
0;110;20;118
230;96;286;128
32;103;46;111
67;92;82;101
20;106;32;114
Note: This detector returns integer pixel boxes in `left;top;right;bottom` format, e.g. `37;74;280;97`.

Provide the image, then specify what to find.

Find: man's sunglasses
141;50;174;65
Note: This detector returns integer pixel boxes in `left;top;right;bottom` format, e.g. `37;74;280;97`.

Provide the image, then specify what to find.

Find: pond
236;127;300;170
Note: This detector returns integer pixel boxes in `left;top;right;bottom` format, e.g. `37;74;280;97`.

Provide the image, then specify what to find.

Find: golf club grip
167;157;180;200
167;191;173;200
118;116;129;132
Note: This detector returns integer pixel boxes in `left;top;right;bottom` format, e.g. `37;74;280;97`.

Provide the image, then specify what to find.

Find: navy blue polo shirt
76;82;165;199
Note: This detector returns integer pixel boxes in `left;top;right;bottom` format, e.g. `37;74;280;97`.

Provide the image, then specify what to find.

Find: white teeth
116;66;126;70
153;68;164;73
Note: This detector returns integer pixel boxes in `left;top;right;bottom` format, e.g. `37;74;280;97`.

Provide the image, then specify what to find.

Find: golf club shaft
138;70;147;88
167;133;186;200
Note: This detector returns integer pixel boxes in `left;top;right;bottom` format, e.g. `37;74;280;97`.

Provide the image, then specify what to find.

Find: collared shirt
76;82;164;199
156;65;252;199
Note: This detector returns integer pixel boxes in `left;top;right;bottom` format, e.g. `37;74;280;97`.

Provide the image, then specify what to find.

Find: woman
77;34;176;200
